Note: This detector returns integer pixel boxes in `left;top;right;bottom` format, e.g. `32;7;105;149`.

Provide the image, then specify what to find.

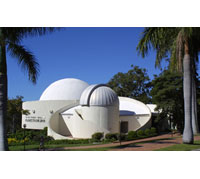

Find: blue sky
7;27;167;101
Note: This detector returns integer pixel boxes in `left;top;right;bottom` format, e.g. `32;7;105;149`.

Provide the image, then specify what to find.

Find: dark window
121;121;128;133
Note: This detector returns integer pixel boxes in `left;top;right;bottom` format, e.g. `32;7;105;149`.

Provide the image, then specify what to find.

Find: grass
63;147;114;151
10;133;199;151
155;140;200;151
64;137;200;151
9;144;39;151
8;141;111;151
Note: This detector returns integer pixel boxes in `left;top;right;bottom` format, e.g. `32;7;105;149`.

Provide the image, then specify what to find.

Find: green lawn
9;142;111;151
64;139;200;151
10;135;200;151
155;140;200;151
63;147;113;151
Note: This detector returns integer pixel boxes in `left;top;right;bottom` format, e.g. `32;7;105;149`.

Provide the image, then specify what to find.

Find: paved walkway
112;134;200;151
47;133;200;151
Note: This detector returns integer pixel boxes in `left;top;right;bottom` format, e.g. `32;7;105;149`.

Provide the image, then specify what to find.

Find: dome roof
40;78;89;100
80;84;119;106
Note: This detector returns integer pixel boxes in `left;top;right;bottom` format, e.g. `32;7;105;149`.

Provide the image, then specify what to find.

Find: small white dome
80;84;119;106
40;78;89;100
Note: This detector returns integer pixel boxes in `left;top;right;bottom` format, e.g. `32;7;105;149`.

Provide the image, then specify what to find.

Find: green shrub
104;138;116;143
119;133;127;141
46;138;90;145
126;131;137;141
144;128;151;136
150;127;157;135
137;130;145;137
91;132;104;142
118;133;127;141
7;127;54;146
105;133;118;141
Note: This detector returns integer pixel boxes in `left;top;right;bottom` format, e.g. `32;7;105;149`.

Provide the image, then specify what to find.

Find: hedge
91;132;104;142
126;131;137;141
105;133;118;141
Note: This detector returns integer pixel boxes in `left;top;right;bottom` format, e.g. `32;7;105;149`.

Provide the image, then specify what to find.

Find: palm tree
137;27;200;144
191;61;199;134
0;27;57;150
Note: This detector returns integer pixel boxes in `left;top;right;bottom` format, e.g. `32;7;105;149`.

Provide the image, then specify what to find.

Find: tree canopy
7;96;24;134
136;27;200;144
150;70;184;132
107;65;151;104
0;27;58;150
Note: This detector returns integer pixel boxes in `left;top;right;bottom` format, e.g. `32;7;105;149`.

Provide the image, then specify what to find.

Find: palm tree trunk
192;75;199;134
0;39;8;150
183;53;194;144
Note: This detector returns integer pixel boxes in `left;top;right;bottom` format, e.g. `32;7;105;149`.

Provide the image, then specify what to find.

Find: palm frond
137;28;156;58
137;27;178;69
16;27;60;37
1;27;61;44
7;43;39;84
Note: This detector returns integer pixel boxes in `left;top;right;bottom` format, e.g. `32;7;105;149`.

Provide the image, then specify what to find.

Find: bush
46;138;90;145
119;133;126;141
104;138;116;143
105;133;118;141
126;131;137;141
7;127;54;146
150;127;157;136
137;130;145;137
91;132;104;142
144;128;151;136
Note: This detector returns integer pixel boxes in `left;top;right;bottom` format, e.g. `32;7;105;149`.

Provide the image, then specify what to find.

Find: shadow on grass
184;143;200;146
113;144;142;149
111;137;178;149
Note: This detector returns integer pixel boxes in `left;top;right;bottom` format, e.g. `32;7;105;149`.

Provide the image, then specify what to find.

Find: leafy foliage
107;65;151;103
91;132;104;142
150;127;157;136
45;138;91;145
0;28;58;150
137;27;200;143
126;131;137;141
150;70;184;132
136;28;200;72
1;27;59;83
136;130;145;137
144;128;151;136
7;96;24;134
105;133;118;141
7;127;53;146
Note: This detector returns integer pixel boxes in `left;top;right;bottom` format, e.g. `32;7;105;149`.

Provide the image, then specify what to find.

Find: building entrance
121;121;128;133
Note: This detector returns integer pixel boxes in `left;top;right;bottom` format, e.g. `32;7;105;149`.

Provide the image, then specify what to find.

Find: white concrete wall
63;112;109;139
48;101;79;139
22;100;78;130
81;106;119;133
61;105;120;138
22;97;153;139
119;97;152;132
120;114;151;131
119;96;150;114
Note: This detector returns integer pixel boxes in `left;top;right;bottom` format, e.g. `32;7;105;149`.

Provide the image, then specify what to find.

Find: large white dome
80;84;119;106
40;78;89;100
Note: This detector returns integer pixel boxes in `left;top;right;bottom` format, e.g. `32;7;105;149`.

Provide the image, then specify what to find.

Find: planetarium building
22;78;153;139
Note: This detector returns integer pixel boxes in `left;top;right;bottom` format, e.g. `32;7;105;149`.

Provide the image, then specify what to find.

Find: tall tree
150;70;184;133
107;65;151;104
7;96;24;134
191;61;199;134
137;27;200;144
0;27;57;150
